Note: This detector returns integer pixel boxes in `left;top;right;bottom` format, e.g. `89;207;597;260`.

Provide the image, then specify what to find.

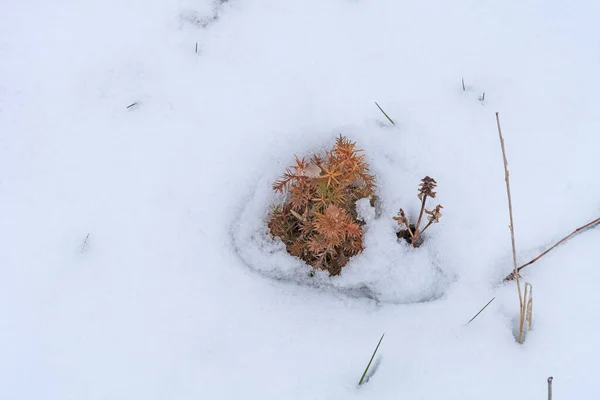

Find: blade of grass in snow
358;333;385;386
80;233;90;253
374;102;395;125
467;297;495;324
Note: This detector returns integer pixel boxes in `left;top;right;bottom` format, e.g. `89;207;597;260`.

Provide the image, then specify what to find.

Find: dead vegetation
394;176;443;247
268;135;376;276
495;112;531;343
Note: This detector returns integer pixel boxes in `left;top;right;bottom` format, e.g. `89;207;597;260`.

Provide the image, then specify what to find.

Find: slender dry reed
505;215;600;281
495;112;525;343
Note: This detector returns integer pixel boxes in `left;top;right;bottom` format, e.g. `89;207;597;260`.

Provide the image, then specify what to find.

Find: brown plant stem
415;220;434;239
403;222;415;239
504;215;600;281
415;195;427;234
496;112;524;343
547;377;553;400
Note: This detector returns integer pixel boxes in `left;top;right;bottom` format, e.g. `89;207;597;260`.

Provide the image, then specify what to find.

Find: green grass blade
467;297;496;325
358;333;385;386
374;102;395;126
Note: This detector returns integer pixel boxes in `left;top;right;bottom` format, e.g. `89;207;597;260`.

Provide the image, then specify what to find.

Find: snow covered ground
2;0;600;398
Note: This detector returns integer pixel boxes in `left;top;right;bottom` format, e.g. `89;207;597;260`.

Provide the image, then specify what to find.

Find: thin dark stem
358;334;385;386
415;195;427;234
374;102;395;126
547;377;553;400
81;233;90;253
467;297;496;324
403;222;415;239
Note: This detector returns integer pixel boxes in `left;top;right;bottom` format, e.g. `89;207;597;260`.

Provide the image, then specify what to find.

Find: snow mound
232;175;450;304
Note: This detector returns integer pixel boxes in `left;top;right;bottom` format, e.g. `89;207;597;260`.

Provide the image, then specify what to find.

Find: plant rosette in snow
232;137;449;304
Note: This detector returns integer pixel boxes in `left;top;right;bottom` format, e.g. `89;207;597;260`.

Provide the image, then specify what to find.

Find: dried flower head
425;204;443;223
418;176;437;200
393;208;409;226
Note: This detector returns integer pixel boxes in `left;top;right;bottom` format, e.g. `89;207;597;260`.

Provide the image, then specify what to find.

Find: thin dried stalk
504;215;600;281
417;220;434;236
496;112;524;343
405;224;415;239
394;209;415;238
547;377;553;400
415;195;427;234
525;283;533;331
522;282;533;339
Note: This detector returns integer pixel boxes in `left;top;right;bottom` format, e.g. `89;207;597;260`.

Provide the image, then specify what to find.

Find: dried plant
504;215;600;281
524;283;533;332
268;135;376;276
495;112;527;344
393;176;443;247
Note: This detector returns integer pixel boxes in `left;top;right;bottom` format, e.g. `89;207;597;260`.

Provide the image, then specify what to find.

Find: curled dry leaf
393;208;409;226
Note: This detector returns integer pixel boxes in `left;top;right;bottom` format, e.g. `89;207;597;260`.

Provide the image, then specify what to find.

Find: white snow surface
1;0;600;398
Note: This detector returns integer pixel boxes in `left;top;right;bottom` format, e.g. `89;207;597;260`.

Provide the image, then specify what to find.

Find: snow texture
2;0;600;399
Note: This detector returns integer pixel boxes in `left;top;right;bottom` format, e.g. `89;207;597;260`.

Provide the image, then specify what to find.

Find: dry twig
496;112;525;343
504;216;600;281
